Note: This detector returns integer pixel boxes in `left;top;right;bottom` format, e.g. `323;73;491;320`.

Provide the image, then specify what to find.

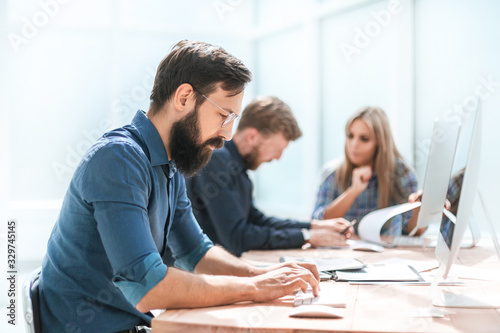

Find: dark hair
149;40;252;114
237;96;302;141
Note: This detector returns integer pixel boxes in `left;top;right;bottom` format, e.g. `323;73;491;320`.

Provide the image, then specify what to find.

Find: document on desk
346;259;463;285
357;202;421;245
334;264;422;282
280;256;365;272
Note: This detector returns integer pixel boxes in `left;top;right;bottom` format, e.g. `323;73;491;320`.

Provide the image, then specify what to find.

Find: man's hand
257;261;320;281
311;218;354;237
249;263;320;302
350;166;372;195
137;261;320;312
309;229;348;248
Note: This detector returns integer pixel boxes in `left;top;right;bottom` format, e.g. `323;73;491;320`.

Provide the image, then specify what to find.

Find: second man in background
186;96;353;257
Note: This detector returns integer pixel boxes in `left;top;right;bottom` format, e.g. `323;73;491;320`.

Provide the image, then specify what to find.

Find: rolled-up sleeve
80;140;168;306
112;253;167;306
174;234;213;271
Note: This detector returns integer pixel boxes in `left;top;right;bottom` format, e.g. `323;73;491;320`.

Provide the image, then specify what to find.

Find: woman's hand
350;166;372;195
409;190;451;209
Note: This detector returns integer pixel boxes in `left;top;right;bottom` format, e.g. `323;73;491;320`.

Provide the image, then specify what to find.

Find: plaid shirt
312;158;418;235
440;169;465;246
447;169;464;216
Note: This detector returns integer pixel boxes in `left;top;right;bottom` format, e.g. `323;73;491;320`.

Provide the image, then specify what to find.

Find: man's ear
245;127;260;146
173;83;196;113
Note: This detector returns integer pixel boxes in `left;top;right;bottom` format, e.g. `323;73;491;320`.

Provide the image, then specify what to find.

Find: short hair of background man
237;96;302;141
149;40;252;114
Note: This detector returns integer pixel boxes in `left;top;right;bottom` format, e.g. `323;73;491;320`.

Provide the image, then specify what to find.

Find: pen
340;219;357;235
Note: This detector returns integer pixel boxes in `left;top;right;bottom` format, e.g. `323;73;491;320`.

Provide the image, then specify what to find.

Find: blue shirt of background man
185;140;310;257
40;110;213;333
312;159;418;235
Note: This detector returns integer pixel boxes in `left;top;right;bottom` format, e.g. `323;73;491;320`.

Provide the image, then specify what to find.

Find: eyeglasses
198;92;239;128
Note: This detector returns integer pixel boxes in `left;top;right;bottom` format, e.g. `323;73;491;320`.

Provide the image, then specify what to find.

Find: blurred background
1;0;500;331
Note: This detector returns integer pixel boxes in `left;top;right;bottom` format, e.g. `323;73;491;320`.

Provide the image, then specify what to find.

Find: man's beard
169;107;224;177
241;145;261;170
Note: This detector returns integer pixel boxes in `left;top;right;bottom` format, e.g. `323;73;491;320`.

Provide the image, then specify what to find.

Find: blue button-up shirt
40;110;213;332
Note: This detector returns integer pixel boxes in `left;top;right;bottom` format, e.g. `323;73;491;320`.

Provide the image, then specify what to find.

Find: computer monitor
431;100;500;308
407;117;461;236
434;100;481;280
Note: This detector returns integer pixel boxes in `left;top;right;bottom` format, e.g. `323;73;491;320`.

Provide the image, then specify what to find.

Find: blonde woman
312;106;418;235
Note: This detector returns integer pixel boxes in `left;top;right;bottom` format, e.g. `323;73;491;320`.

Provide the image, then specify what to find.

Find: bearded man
39;41;324;333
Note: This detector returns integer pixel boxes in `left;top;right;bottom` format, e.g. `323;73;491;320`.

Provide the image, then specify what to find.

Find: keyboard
391;236;425;247
293;285;346;307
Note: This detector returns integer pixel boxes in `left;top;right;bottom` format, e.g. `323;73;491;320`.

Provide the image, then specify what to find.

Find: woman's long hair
335;106;410;208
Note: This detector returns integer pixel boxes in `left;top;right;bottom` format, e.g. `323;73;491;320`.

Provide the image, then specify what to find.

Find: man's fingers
344;227;355;238
278;262;321;283
295;262;320;282
293;270;319;296
279;267;319;296
336;233;349;246
251;266;322;303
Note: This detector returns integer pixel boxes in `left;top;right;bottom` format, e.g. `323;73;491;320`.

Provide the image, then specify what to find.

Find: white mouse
289;305;343;318
351;242;384;252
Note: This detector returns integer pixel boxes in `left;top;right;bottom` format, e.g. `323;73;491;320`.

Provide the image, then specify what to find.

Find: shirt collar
224;140;247;172
132;110;177;176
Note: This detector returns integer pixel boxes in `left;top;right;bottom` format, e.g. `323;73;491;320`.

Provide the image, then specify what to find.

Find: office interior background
1;0;500;329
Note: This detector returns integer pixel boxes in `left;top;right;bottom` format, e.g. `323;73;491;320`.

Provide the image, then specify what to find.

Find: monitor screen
435;99;481;280
439;208;456;250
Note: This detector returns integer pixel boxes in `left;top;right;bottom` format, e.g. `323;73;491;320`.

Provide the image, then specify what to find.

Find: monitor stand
478;190;500;260
446;207;481;249
432;289;500;308
432;191;500;309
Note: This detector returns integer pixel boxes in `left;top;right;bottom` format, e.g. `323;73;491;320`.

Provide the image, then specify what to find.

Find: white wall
414;0;500;232
1;0;255;265
252;0;416;219
252;0;500;240
1;3;255;330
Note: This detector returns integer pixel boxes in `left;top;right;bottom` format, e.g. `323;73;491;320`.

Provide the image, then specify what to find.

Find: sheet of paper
447;264;500;282
357;202;421;245
335;264;421;282
374;257;439;272
280;256;365;271
410;308;446;318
